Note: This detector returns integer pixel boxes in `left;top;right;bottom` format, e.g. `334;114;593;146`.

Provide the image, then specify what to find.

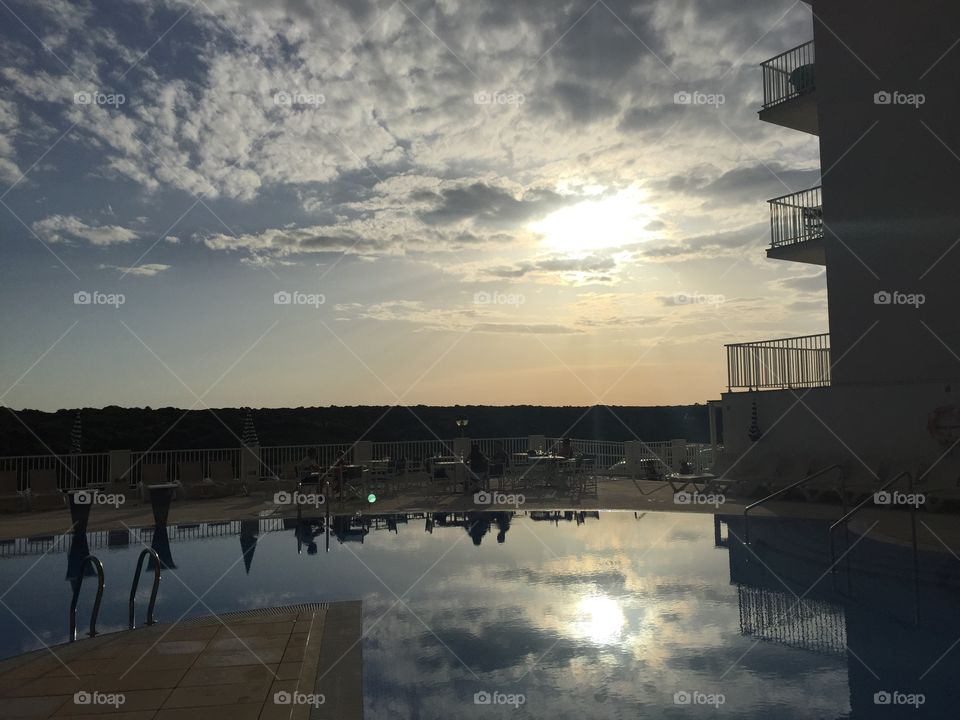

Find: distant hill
0;405;717;455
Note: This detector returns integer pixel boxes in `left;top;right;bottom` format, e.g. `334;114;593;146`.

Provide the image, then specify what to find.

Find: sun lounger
178;461;228;499
0;470;26;512
28;468;64;511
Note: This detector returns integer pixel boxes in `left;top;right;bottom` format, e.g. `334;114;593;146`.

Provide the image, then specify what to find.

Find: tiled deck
0;602;363;720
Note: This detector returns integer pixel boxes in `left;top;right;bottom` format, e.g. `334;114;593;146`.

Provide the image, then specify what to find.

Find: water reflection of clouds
0;512;852;718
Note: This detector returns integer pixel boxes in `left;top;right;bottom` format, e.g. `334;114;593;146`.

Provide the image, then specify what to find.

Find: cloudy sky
0;0;826;411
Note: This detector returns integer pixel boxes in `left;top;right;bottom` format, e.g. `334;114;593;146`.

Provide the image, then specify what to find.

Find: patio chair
0;470;27;513
178;461;227;499
209;460;241;495
489;462;506;491
28;468;64;511
273;461;300;493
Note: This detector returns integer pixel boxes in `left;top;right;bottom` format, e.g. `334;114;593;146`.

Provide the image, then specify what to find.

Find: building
717;1;960;497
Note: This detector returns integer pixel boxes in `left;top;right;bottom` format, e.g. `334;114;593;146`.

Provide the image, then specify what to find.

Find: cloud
417;182;569;228
99;263;170;276
473;322;582;334
658;163;822;205
771;270;826;294
31;215;139;246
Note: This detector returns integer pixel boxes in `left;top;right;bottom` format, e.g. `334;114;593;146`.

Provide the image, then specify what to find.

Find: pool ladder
69;548;162;642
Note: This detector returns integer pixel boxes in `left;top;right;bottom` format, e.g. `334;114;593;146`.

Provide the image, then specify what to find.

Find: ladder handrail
744;463;846;544
829;470;913;570
69;555;104;642
129;548;161;629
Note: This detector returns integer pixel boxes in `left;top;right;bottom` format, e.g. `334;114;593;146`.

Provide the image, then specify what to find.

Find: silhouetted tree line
0;404;714;455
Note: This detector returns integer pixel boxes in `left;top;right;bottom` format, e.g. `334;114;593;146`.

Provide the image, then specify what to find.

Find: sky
0;0;827;411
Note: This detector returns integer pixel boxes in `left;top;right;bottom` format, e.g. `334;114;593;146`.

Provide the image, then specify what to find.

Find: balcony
726;333;831;391
759;40;818;135
767;185;825;265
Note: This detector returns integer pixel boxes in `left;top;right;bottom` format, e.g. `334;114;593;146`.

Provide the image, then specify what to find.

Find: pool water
1;510;958;718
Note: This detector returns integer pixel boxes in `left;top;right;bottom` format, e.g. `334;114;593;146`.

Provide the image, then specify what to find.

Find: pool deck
0;601;362;720
0;477;958;552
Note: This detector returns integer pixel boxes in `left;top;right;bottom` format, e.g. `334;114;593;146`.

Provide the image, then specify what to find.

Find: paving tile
207;635;288;653
154;702;263;720
162;678;272;708
53;688;171;715
214;623;291;638
0;694;72;718
178;664;279;688
192;648;285;668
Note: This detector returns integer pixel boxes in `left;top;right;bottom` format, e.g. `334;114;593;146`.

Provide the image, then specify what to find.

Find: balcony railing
769;185;822;249
761;40;815;109
726;333;831;391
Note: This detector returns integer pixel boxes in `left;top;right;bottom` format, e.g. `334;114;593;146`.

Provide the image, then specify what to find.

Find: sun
573;594;626;644
530;187;658;255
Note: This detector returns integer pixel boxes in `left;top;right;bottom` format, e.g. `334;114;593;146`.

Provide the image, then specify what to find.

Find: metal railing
129;548;161;629
69;555;104;642
0;452;110;492
769;185;823;249
744;464;845;544
0;437;715;493
761;40;815;108
726;333;831;391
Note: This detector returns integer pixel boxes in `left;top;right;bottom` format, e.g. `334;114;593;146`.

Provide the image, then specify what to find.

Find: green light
367;493;377;503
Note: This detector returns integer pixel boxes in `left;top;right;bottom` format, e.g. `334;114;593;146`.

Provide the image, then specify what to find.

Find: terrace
0;436;716;519
758;40;818;135
766;185;825;265
725;333;831;391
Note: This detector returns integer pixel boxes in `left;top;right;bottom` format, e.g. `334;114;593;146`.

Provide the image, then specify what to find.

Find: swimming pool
1;510;958;718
